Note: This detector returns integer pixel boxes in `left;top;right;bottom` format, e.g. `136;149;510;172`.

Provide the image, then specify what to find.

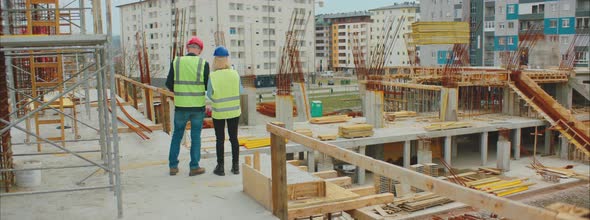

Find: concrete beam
559;136;569;160
480;132;488;166
440;88;458;121
512;128;521;160
403;140;411;168
275;95;294;130
544;128;551;155
356;146;366;184
444;136;452;166
417;140;432;164
497;136;511;171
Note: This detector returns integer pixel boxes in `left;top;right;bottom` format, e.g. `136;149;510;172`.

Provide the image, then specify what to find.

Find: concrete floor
2;96;588;220
1;103;277;220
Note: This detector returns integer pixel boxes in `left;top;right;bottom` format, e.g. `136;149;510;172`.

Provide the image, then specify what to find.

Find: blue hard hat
213;46;229;57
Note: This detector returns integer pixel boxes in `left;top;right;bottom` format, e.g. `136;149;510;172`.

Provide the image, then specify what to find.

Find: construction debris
424;122;472;131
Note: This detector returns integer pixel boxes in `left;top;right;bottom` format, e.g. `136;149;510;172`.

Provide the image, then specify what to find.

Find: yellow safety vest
210;69;241;119
173;56;206;107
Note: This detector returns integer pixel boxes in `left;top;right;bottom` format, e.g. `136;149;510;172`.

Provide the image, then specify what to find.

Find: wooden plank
312;170;338;179
245;156;252;166
298;166;308;172
347;207;384;220
288;193;394;219
242;163;272;210
349;186;376;196
117;124;162;133
287;180;326;200
287;160;301;166
266;123;563;220
325;176;352;188
254;151;261;171
270;122;288;220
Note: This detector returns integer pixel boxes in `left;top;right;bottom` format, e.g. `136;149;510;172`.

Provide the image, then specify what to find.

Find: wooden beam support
349;185;376;197
325;176;352;188
266;123;563;220
287;193;394;220
312;170;338;179
270;122;288;220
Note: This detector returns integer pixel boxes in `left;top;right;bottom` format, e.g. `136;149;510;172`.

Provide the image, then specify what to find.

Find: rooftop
369;2;420;11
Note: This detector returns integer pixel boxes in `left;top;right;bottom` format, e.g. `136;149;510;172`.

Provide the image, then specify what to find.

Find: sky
110;0;408;35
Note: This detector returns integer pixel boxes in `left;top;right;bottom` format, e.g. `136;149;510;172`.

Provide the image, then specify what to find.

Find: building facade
118;0;315;77
369;2;420;67
419;0;589;68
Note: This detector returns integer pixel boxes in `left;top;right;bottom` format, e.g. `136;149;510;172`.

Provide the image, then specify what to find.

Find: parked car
327;79;334;85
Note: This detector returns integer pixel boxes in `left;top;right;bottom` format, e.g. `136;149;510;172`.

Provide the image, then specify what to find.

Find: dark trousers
213;116;240;165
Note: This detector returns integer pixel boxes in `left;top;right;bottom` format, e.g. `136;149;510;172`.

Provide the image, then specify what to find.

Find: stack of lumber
409;164;425;193
239;137;271;149
386;111;417;118
309;115;351;124
317;134;337;141
530;162;590;181
396;193;452;212
478;167;502;175
424;121;472;131
423;163;441;177
338;123;374;139
295;129;313;137
375;175;403;197
411;22;470;45
465;177;535;197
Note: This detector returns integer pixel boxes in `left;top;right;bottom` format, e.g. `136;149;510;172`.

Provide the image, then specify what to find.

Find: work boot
169;167;179;176
231;163;240;175
189;167;205;176
213;164;225;176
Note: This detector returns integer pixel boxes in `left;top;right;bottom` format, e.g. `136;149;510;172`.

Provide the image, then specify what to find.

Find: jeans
169;110;205;169
213;116;240;165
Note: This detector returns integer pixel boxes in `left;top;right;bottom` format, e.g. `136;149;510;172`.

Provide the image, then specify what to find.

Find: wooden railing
266;122;567;220
114;74;174;134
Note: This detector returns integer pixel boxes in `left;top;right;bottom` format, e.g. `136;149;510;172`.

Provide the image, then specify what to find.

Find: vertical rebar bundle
0;51;15;192
276;10;311;95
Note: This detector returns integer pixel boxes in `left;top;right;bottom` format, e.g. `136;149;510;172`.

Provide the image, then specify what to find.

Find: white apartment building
369;2;419;67
118;0;315;78
317;11;371;72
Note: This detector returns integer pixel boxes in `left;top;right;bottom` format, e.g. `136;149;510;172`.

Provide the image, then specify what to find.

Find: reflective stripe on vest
173;56;206;107
210;69;241;119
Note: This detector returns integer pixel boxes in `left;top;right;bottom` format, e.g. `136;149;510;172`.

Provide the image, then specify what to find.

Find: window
550;19;557;28
498;22;505;29
562;19;570;28
229;27;236;35
508;22;514;29
532;5;538;14
499;37;506;45
508;5;515;14
577;18;589;28
508;37;514;45
498;6;503;14
262;28;275;35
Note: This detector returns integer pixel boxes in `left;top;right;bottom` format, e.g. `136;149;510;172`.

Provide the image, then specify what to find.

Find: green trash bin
311;101;323;117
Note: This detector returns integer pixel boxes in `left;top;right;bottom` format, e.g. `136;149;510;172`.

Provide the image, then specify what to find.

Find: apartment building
118;0;315;77
419;0;589;68
315;14;331;72
369;2;420;67
314;11;371;72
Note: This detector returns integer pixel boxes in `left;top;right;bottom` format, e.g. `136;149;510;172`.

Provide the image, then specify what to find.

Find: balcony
485;16;495;21
519;13;543;20
576;8;590;17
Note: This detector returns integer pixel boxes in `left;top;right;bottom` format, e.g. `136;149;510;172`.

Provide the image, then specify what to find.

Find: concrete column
559;136;569;159
365;90;384;128
356;146;366;184
317;154;334;171
241;87;258;126
444;136;452;165
502;87;510;114
403;140;411;168
439;88;458;121
512;128;521;160
292;83;308;122
417;140;432;164
275;95;294;130
497;135;511;171
544;128;552;155
307;150;315;173
556;83;573;109
451;137;458;157
359;83;367;114
480;132;489;166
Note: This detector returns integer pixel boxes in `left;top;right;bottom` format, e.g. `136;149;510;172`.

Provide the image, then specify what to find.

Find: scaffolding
1;0;123;218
